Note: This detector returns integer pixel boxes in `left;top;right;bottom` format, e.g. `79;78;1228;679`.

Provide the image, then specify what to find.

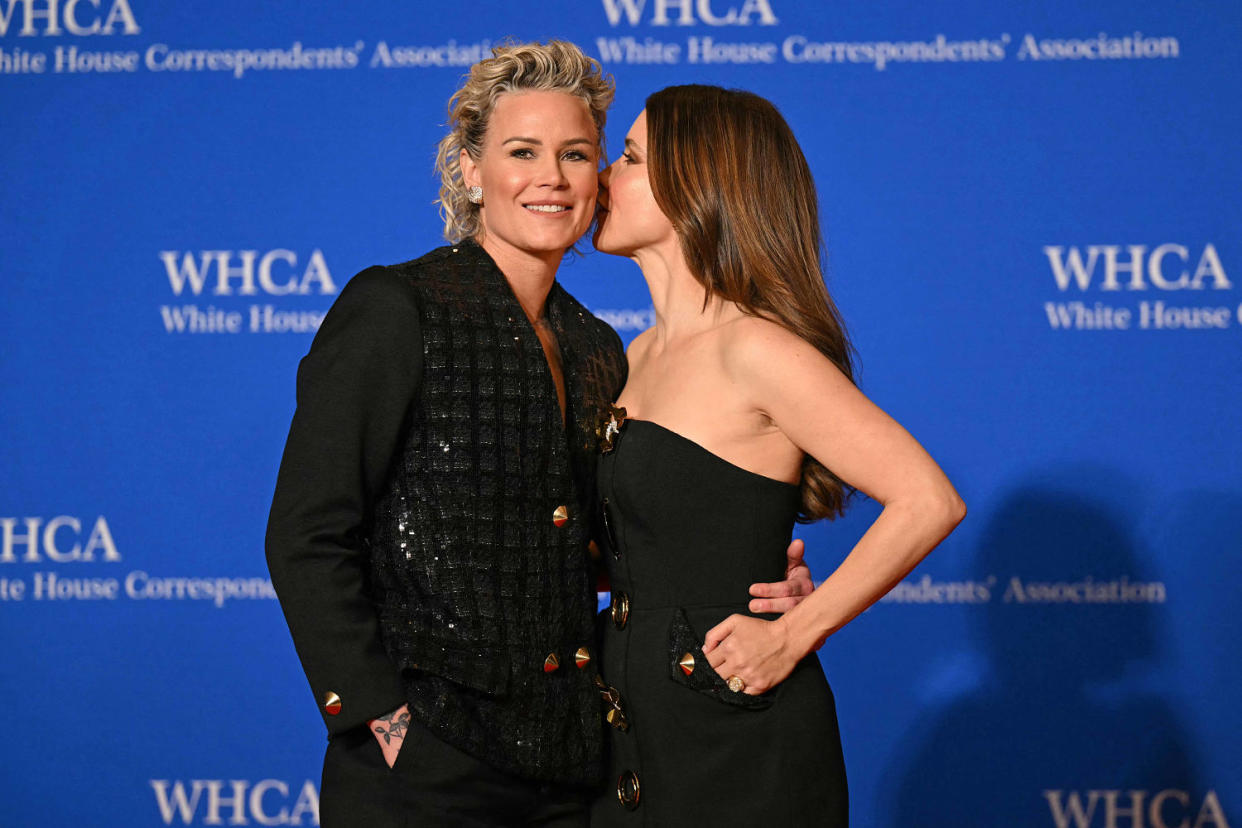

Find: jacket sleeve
265;265;421;735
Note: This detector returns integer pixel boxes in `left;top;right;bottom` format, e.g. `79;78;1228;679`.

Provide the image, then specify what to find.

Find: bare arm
703;321;965;692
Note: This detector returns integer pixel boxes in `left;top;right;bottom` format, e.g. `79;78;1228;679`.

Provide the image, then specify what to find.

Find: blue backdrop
2;1;1239;825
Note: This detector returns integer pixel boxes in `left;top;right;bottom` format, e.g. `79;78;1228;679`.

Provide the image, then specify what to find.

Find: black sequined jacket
265;242;627;785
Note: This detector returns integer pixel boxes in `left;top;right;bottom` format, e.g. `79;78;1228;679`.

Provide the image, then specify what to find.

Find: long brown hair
645;84;857;521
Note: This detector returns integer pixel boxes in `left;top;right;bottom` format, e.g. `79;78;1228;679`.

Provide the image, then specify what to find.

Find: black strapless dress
591;418;848;826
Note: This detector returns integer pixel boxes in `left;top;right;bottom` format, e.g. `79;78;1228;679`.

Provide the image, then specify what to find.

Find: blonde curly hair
435;40;615;243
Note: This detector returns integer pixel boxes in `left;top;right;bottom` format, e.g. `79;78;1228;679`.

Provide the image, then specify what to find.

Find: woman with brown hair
590;85;966;824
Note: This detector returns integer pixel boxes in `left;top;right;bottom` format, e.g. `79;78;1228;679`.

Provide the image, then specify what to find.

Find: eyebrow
624;138;642;151
501;136;594;146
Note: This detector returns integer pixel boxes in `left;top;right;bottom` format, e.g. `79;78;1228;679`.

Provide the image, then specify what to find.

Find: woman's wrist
779;601;834;656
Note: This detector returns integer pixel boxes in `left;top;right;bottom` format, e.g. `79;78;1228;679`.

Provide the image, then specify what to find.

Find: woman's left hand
702;615;801;695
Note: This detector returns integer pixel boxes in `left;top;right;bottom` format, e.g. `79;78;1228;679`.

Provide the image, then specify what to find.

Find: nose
535;153;570;189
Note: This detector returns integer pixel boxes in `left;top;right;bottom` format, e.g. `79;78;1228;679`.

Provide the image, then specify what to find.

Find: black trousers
319;720;591;828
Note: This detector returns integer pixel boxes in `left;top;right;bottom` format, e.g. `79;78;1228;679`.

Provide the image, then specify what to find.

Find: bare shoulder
626;326;656;363
718;314;830;380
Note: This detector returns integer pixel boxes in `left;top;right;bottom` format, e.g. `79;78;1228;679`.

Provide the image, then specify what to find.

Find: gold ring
726;675;746;693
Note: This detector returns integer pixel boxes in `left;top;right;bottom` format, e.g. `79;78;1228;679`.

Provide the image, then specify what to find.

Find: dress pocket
666;608;773;711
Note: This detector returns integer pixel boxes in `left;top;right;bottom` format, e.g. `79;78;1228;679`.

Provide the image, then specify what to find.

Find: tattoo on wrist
372;710;411;745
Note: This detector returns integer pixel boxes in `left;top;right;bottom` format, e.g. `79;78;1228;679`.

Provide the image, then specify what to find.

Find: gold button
617;770;641;809
574;647;591;669
611;591;630;630
606;706;630;732
543;652;560;673
598;681;629;732
322;691;342;716
600;405;627;453
678;652;695;676
552;505;569;527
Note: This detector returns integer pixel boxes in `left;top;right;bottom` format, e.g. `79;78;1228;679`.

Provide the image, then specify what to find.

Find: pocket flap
667;608;772;710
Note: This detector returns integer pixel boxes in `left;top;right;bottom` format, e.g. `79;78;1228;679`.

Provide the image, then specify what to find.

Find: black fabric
320;720;591;828
591;419;848;826
666;608;772;710
266;242;626;786
266;267;423;734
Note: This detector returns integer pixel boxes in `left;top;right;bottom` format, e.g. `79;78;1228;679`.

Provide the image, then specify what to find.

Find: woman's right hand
369;704;411;769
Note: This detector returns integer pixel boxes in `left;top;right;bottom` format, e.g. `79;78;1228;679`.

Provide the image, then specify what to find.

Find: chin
592;224;622;256
508;231;580;256
593;235;629;257
528;223;591;252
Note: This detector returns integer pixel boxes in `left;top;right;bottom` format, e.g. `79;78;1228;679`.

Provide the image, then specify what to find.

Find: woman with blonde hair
590;85;966;824
266;48;811;827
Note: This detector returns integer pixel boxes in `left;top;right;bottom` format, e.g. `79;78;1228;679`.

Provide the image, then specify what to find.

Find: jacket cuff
312;664;407;736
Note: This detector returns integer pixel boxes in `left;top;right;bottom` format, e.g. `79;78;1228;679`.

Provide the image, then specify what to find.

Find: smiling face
594;109;678;259
459;90;600;263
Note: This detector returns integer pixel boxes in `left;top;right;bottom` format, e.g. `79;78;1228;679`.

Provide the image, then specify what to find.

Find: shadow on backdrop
881;473;1202;827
